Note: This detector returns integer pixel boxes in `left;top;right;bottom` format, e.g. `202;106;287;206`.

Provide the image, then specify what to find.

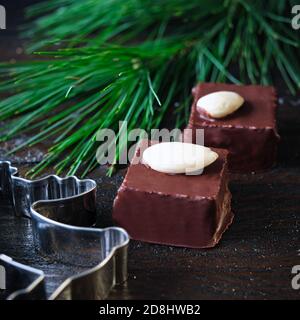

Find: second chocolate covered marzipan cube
187;83;280;172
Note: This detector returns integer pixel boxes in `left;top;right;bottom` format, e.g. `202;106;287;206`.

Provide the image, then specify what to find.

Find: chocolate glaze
113;140;233;248
187;83;280;172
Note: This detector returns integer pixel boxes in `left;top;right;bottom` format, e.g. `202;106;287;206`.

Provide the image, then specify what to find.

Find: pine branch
0;41;192;177
22;0;222;52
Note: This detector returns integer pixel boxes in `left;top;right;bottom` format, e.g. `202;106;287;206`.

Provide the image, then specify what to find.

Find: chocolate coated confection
187;83;280;172
113;140;233;248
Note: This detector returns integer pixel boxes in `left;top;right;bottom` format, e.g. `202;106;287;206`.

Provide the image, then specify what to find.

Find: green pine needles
0;0;299;176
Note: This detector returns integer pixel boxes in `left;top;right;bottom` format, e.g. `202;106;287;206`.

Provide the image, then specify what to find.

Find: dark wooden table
0;2;300;300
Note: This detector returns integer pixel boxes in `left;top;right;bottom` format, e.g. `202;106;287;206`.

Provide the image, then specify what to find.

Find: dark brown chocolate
187;83;280;172
113;140;233;248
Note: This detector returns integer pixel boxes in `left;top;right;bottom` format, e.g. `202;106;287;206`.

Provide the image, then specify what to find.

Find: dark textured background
0;1;300;300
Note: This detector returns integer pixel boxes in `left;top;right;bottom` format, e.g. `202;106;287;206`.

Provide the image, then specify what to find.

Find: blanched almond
197;91;244;118
142;142;218;175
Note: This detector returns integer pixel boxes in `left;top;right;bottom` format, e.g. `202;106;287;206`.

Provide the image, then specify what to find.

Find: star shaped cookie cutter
0;161;129;300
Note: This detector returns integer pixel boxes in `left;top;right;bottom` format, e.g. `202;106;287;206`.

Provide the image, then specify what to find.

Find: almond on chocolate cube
187;83;280;172
113;140;233;248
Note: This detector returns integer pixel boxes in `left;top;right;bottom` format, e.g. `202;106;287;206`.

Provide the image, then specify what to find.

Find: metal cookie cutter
0;161;129;300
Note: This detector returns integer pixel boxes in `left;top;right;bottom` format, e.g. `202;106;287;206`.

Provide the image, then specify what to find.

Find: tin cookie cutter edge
0;160;130;300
